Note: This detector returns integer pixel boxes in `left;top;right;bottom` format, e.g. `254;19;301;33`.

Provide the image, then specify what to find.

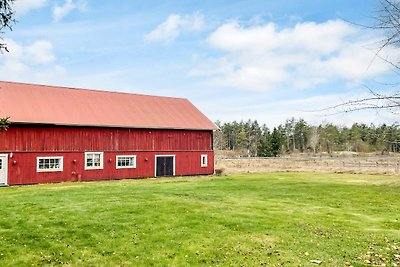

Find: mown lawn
0;173;399;266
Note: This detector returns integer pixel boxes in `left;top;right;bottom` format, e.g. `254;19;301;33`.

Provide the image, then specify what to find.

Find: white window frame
0;154;9;185
37;156;64;173
201;154;208;167
116;155;137;169
84;152;104;170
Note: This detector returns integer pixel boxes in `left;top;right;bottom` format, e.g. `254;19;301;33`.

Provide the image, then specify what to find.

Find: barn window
37;156;63;172
116;155;136;169
201;154;208;167
85;152;104;170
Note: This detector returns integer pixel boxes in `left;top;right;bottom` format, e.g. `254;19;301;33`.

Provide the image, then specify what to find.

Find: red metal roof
0;81;217;130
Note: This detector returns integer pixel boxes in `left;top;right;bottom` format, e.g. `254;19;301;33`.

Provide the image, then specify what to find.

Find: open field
217;156;400;175
0;173;399;266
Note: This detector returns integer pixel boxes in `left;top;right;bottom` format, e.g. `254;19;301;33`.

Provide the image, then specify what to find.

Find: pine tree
271;128;282;156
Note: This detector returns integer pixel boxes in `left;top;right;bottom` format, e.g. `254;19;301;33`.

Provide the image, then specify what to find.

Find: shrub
215;166;226;176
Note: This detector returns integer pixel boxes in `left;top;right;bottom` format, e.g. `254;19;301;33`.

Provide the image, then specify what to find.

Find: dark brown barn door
156;156;174;177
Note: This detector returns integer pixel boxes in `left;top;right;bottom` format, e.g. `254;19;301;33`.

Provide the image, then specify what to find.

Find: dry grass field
215;152;400;175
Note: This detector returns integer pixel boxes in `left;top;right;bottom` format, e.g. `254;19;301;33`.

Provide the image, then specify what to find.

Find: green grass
0;173;399;266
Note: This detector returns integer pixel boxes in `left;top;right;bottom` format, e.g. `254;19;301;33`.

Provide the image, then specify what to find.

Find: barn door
156;156;174;177
165;157;174;176
0;154;8;185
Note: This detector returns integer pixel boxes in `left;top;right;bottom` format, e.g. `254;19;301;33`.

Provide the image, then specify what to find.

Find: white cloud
191;20;396;91
13;0;48;15
0;39;66;84
26;40;55;64
52;0;87;22
201;91;399;128
145;12;205;43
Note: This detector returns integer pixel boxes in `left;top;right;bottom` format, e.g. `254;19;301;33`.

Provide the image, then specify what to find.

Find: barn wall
0;125;214;185
0;125;212;152
7;151;214;185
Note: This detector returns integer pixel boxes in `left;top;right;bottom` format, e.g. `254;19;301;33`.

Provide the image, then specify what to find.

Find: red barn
0;81;217;185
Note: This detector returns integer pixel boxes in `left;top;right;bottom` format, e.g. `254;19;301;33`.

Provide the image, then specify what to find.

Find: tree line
214;118;400;156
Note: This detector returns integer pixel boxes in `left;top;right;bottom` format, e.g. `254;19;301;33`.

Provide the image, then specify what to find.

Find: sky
1;0;399;128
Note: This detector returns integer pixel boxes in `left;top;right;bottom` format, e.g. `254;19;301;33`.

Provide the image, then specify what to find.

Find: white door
0;154;8;185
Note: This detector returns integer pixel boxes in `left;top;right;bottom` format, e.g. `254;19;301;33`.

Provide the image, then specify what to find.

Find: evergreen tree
257;128;272;157
215;119;400;155
271;128;282;156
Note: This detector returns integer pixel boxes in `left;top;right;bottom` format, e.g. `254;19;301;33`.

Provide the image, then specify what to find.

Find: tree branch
0;116;10;130
0;0;16;52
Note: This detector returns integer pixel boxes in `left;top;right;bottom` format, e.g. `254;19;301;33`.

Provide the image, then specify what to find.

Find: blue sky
1;0;399;127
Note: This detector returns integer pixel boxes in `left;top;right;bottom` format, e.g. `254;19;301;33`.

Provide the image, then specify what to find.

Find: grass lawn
0;173;399;266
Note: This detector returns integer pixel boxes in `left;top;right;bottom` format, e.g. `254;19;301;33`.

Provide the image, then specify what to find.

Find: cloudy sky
2;0;399;127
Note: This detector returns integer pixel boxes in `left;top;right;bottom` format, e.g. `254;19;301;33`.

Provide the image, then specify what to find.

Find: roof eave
9;121;218;131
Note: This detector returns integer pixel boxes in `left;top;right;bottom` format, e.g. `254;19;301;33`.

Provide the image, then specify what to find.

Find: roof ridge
0;80;188;101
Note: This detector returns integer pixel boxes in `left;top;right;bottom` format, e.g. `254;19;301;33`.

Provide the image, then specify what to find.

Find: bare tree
309;126;319;154
0;0;16;52
0;1;15;128
327;0;400;114
375;0;400;59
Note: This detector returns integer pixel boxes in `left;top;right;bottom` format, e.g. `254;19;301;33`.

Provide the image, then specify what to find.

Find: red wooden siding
0;125;212;152
0;125;214;185
6;151;214;185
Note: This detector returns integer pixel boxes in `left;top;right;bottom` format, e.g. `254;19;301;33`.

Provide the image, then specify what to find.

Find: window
37;156;63;172
0;158;2;169
116;155;136;169
201;154;208;167
85;152;104;170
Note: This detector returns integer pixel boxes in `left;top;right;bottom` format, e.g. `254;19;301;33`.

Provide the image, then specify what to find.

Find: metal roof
0;81;218;130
